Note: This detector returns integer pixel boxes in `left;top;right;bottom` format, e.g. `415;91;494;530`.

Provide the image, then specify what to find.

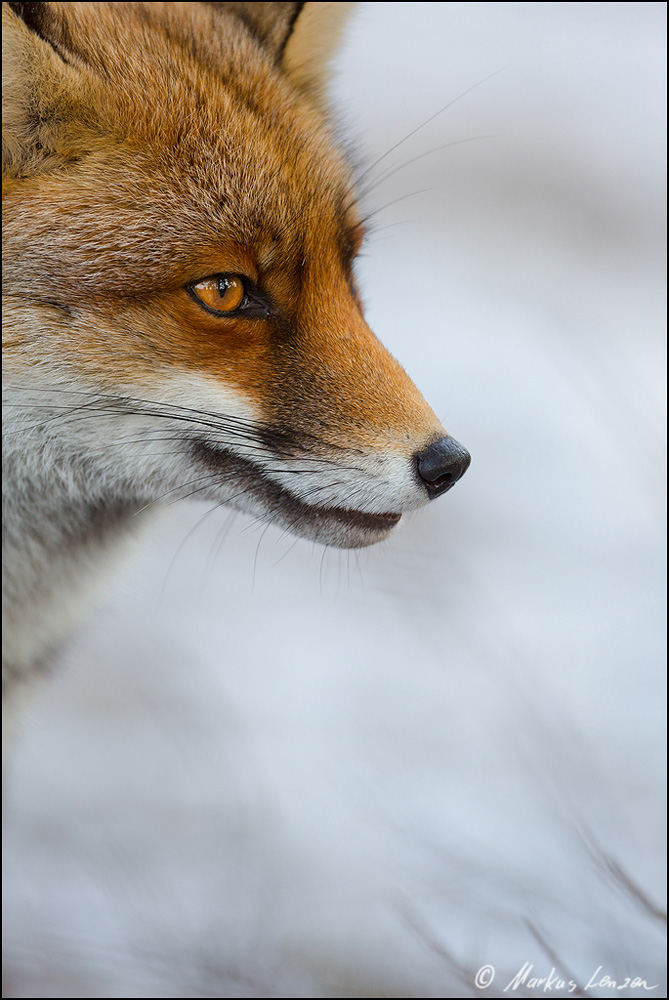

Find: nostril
430;471;456;489
416;436;471;498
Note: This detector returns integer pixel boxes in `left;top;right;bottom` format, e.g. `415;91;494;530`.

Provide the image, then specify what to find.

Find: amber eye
189;274;246;315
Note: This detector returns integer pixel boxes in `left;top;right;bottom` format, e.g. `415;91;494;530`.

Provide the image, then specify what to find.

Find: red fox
2;2;470;705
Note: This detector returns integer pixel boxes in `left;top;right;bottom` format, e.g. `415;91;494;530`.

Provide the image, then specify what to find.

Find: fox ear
281;2;356;102
217;2;356;102
2;1;81;172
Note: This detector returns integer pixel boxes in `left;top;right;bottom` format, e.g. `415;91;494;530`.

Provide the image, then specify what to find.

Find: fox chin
2;1;470;691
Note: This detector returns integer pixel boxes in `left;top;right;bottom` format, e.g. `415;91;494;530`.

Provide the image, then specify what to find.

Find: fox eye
188;274;247;315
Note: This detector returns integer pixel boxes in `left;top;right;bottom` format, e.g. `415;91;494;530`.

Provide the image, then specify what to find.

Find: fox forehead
3;1;358;295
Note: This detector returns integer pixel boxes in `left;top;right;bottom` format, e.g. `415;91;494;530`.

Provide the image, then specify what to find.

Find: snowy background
3;3;666;997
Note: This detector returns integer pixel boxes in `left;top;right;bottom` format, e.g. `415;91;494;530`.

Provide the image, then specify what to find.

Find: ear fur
209;2;306;54
282;2;356;102
212;1;356;102
2;1;79;172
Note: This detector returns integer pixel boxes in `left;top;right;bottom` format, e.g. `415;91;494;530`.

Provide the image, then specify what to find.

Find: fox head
2;1;470;548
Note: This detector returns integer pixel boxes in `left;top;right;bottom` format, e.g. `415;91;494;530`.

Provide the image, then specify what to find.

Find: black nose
415;436;471;498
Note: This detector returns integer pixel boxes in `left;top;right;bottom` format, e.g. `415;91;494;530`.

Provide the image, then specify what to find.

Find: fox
2;1;470;722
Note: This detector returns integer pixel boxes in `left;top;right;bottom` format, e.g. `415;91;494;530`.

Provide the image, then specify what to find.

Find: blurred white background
3;3;666;997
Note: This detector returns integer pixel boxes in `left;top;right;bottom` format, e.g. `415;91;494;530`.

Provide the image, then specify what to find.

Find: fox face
2;1;470;550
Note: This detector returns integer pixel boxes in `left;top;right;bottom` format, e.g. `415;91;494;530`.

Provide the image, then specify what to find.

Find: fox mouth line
192;440;401;545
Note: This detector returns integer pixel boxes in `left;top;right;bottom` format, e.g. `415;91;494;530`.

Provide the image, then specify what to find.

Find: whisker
163;477;254;508
160;504;222;605
4;384;363;457
133;472;245;515
358;134;500;201
200;509;239;592
359;189;431;228
355;68;504;188
251;522;273;593
269;533;302;568
319;546;329;596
